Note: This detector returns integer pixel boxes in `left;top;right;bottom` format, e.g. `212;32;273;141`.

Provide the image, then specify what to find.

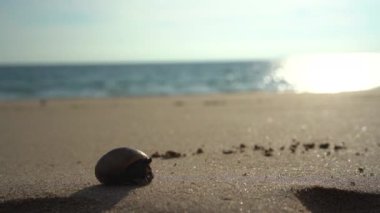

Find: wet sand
0;91;380;212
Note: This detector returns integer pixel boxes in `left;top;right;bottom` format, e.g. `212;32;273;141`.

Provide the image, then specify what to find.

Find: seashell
95;147;153;185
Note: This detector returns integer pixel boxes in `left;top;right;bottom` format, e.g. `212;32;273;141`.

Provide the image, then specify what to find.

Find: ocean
2;54;379;100
0;61;292;100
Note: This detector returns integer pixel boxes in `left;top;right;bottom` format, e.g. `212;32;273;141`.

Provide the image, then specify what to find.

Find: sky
0;0;379;64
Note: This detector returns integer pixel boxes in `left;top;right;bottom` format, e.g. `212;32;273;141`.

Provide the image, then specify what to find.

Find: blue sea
0;61;293;100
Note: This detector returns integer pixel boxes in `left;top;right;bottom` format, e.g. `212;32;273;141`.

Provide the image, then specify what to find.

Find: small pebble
196;148;204;154
334;144;346;151
151;152;161;158
223;150;235;154
253;145;263;151
319;143;330;149
162;150;183;159
221;197;233;201
263;148;274;157
289;141;300;153
303;143;315;151
152;150;184;159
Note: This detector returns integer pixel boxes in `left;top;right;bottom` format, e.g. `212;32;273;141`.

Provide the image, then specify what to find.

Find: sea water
0;61;290;100
2;53;380;100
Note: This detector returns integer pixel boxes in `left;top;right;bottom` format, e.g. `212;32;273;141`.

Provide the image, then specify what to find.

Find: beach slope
0;91;380;212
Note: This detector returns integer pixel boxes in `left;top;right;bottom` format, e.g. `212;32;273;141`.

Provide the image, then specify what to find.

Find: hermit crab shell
95;147;153;185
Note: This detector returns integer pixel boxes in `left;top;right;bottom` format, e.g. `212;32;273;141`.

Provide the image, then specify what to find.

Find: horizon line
0;57;282;67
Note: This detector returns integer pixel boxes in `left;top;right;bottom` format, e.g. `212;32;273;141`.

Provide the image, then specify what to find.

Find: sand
0;91;379;212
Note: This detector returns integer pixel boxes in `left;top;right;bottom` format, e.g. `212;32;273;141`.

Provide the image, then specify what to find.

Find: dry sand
0;91;379;212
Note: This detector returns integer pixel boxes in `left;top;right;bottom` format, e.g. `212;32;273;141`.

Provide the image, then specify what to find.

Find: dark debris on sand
263;148;274;157
194;148;204;155
334;143;347;152
151;138;354;160
162;151;184;159
151;150;185;159
358;167;365;173
222;150;235;154
289;139;300;153
277;138;352;155
224;143;248;154
303;143;315;151
253;144;274;157
239;143;246;149
319;143;330;149
151;152;161;158
238;143;247;152
253;145;263;151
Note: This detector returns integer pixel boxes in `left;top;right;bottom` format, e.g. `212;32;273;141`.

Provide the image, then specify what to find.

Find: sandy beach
0;91;379;212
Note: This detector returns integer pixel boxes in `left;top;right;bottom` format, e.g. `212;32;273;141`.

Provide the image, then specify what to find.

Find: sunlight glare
275;53;380;93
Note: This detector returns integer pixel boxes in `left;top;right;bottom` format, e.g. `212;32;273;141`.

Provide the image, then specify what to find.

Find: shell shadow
0;184;139;213
295;186;380;213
